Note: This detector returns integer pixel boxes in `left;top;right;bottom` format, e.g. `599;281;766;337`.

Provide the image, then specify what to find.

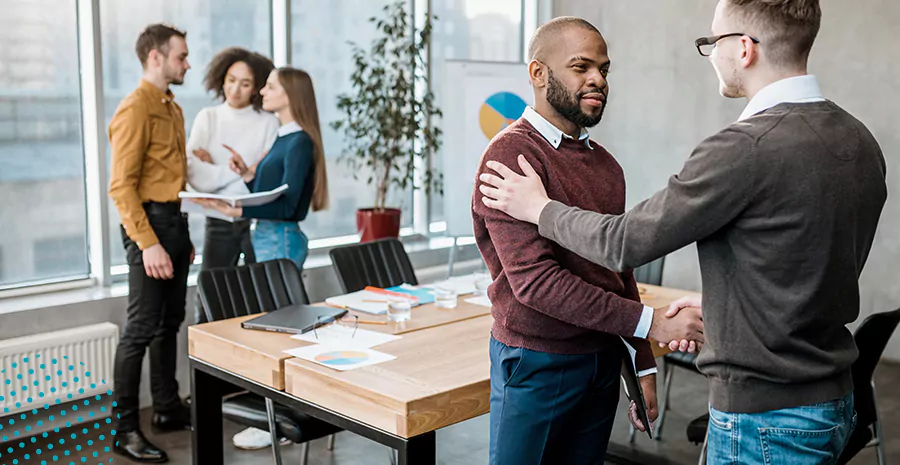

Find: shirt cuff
633;305;654;339
638;367;658;378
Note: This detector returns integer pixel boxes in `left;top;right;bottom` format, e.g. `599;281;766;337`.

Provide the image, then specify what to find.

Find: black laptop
241;304;347;335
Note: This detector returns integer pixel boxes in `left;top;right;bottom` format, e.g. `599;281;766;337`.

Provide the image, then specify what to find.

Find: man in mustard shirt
108;23;192;463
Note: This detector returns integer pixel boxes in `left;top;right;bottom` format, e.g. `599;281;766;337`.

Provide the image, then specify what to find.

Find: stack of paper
428;272;489;296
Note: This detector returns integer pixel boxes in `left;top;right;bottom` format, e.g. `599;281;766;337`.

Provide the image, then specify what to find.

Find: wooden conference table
188;284;700;464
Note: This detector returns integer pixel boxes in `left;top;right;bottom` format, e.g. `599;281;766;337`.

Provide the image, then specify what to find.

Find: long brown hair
276;67;329;211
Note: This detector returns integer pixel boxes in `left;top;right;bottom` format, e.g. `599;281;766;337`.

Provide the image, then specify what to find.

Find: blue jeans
251;220;309;270
707;394;856;465
489;337;620;465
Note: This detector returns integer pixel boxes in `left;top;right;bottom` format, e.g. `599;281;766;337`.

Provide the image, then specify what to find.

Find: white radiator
0;323;118;415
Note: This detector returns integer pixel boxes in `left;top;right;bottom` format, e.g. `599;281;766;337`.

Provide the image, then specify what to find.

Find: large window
0;0;537;292
0;0;89;287
290;0;415;240
429;0;525;223
100;0;272;267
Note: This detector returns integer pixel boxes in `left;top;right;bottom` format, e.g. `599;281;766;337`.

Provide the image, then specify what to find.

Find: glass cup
386;295;412;322
474;277;492;297
434;287;458;309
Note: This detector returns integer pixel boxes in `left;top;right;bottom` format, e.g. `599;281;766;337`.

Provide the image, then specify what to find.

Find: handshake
649;295;704;354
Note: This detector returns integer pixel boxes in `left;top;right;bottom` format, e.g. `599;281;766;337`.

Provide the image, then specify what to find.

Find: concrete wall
553;0;899;360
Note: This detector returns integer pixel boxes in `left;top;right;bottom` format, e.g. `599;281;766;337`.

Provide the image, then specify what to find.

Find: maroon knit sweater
472;118;656;372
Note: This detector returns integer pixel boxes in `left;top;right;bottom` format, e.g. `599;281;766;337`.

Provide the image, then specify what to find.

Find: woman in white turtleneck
186;47;285;452
186;47;278;324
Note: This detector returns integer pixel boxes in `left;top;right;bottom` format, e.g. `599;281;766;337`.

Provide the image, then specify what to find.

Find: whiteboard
440;60;534;238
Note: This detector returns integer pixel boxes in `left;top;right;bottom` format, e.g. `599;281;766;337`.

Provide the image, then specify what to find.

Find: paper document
290;324;400;349
284;344;396;371
325;290;391;315
179;184;289;206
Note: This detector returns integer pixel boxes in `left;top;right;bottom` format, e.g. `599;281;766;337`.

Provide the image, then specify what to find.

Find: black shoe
151;406;192;433
113;430;169;463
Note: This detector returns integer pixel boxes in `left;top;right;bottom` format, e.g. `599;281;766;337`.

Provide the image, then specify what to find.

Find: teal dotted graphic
1;354;116;464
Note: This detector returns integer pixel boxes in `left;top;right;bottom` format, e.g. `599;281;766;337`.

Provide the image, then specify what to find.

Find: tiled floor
5;361;898;464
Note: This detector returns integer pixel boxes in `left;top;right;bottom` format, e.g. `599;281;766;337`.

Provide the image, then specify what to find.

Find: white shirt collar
522;106;592;150
277;121;303;137
738;75;826;121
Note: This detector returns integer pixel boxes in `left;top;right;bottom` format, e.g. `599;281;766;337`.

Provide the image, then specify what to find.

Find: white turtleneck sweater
186;103;280;195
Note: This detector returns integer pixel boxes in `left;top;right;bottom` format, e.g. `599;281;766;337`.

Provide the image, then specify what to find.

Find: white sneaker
232;427;292;450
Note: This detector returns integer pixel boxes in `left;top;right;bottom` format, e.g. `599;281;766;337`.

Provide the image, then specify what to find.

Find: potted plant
332;0;442;242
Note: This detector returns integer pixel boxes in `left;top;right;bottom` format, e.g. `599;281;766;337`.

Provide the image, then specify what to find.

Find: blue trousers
251;220;308;270
707;393;856;465
489;337;621;465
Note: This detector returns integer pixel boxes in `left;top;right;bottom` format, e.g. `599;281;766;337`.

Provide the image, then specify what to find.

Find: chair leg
264;397;284;465
698;430;708;465
655;361;675;440
299;442;310;465
327;433;336;451
872;382;887;465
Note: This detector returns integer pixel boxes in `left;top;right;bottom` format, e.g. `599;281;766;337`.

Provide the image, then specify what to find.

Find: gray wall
553;0;899;360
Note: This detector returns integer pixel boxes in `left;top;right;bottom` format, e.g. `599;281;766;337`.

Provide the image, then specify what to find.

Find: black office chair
329;238;418;293
686;307;900;465
197;259;342;465
837;307;900;465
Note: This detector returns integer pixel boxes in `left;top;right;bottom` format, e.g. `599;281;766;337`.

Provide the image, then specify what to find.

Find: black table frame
189;356;435;465
190;356;684;465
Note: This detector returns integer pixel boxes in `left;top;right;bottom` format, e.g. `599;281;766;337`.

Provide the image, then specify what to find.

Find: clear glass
0;1;90;287
428;0;524;224
100;0;272;268
474;275;492;297
434;287;459;309
387;295;413;322
291;0;414;240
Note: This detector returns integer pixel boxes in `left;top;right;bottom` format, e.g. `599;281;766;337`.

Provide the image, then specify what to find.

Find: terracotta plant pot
356;208;402;242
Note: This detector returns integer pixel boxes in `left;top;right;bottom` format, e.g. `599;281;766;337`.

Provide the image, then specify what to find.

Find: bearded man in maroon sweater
472;17;704;465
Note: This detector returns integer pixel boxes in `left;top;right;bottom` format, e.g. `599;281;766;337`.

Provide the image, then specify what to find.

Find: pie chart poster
441;61;533;238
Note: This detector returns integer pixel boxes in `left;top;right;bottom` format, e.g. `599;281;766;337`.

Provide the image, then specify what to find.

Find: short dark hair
203;47;275;112
528;16;602;62
726;0;821;67
135;24;186;67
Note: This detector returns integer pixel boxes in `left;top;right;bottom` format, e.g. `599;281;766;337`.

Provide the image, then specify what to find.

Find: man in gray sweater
477;0;887;463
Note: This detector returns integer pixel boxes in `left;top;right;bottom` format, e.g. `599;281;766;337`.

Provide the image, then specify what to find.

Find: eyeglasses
694;33;760;57
313;314;359;340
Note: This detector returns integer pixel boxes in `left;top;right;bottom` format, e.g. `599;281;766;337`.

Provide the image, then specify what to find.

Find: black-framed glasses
695;33;760;56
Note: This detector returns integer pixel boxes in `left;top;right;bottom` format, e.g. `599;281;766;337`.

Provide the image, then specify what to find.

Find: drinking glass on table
434;286;458;309
474;276;492;297
386;295;412;322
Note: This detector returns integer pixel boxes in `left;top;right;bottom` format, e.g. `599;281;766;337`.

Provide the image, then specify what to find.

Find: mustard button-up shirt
108;80;187;250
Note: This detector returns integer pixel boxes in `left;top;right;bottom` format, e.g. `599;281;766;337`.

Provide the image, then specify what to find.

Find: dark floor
5;361;898;464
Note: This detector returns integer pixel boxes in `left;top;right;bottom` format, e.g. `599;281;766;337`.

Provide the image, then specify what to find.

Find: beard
546;69;606;129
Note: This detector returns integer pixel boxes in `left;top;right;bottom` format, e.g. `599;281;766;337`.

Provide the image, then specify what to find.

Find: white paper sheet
284;344;396;371
290;324;400;349
463;295;492;307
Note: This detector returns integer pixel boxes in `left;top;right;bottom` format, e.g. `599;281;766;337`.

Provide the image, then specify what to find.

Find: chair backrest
329;238;417;293
633;256;666;286
197;259;310;322
836;307;900;464
851;307;900;426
